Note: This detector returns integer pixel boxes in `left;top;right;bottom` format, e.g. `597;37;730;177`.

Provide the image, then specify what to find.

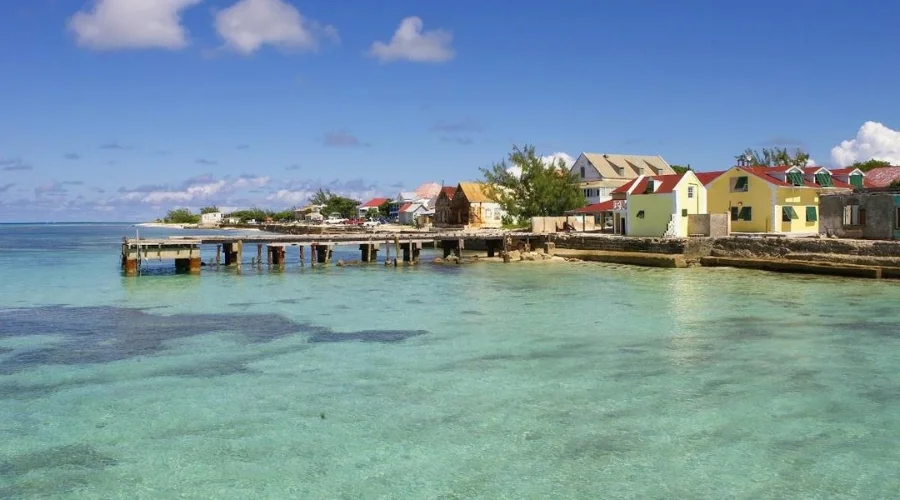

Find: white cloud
231;175;270;189
214;0;338;55
369;16;454;63
831;121;900;167
68;0;202;51
507;152;576;178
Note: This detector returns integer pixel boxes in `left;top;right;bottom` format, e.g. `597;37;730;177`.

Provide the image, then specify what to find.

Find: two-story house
569;153;676;205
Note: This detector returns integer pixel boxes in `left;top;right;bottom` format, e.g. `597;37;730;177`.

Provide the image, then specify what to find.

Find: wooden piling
299;245;304;267
216;245;221;269
258;244;263;269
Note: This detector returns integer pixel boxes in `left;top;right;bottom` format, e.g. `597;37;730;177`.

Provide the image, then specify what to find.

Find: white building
200;212;223;226
569;153;675;205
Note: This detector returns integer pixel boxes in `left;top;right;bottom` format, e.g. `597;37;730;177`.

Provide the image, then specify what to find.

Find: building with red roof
705;164;854;235
621;171;709;237
358;197;389;218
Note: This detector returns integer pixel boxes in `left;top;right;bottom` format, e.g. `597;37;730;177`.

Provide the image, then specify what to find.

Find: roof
579;153;674;180
716;166;853;190
360;197;389;209
397;191;418;201
829;167;864;176
862;166;900;188
695;171;726;185
575;199;616;213
439;186;456;199
414;182;442;199
612;173;686;195
398;202;413;212
457;182;495;203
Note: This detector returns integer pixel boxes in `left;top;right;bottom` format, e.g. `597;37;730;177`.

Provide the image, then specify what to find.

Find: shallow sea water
1;224;899;499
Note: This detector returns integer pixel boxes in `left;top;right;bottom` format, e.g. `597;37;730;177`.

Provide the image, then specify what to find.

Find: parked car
324;213;347;225
363;219;381;228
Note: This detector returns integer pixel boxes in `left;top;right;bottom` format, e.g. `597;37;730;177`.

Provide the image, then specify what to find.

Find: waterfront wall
687;214;730;237
552;234;687;254
531;216;596;234
710;236;900;258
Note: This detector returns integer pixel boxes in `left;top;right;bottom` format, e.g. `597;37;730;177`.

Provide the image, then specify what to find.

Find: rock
336;260;345;267
508;250;521;261
523;253;536;261
432;257;444;264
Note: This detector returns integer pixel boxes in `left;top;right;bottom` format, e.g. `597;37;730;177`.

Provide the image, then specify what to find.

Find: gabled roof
717;166;853;190
397;191;418;201
695;171;726;185
613;173;686;195
579;153;674;180
457;182;495;203
575;199;616;213
861;166;900;187
398;202;413;212
360;197;389;209
438;186;456;199
829;167;864;176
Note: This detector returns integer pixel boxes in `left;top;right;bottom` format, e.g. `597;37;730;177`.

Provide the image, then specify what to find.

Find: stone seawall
551;234;687;254
710;237;900;259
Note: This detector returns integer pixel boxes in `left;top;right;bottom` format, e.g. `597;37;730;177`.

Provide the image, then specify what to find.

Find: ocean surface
1;223;899;499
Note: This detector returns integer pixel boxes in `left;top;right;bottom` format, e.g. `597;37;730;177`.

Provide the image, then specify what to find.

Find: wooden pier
120;232;543;276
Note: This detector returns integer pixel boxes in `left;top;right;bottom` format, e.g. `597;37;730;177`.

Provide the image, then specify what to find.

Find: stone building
819;190;900;240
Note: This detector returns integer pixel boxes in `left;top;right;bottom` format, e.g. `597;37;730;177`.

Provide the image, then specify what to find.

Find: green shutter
733;176;748;190
806;206;818;222
739;207;752;221
787;172;804;186
782;206;799;220
731;207;739;221
815;173;834;187
850;175;863;188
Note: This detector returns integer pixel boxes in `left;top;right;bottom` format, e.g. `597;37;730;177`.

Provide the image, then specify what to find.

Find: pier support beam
175;257;201;274
223;241;242;267
486;240;500;258
360;243;379;262
315;245;332;264
441;239;464;258
271;246;286;266
400;242;421;263
299;246;305;267
123;257;138;276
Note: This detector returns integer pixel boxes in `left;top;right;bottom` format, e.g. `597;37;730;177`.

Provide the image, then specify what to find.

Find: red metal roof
398;202;413;212
695;170;725;185
614;174;686;195
862;166;900;188
575;199;616;213
829;167;862;176
360;197;389;208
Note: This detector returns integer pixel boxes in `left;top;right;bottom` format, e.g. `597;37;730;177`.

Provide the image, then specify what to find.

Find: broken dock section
120;232;544;276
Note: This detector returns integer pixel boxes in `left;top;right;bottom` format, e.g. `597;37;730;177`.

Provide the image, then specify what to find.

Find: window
787;172;805;186
485;209;492;219
645;180;655;194
896;207;900;229
580;166;585;179
806;206;817;222
636;210;645;219
815;173;834;187
637;167;645;175
687;186;695;199
731;206;751;221
850;174;864;188
731;176;749;192
681;209;688;217
782;206;799;222
843;203;865;226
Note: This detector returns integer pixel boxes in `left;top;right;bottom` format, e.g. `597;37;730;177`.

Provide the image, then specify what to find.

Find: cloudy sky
2;0;900;221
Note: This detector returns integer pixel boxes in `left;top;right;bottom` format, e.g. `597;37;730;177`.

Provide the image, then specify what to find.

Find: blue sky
2;0;900;221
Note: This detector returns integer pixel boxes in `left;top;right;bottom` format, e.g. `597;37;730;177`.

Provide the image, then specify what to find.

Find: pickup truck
324;213;347;225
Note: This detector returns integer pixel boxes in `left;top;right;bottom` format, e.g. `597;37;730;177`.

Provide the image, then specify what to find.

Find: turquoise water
2;224;900;499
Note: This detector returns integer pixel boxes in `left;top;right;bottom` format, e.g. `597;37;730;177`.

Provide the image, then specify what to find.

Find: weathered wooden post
266;245;271;267
299;245;305;267
215;245;221;269
394;236;401;262
257;244;263;269
310;243;317;267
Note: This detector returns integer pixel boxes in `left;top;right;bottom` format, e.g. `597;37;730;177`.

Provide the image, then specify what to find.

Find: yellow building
703;165;853;234
617;171;707;237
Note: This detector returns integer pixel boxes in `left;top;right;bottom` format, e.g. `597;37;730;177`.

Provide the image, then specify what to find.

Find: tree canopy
310;188;360;218
164;208;200;224
735;147;809;167
480;144;585;219
377;199;393;218
224;207;295;222
199;206;219;214
671;164;692;174
849;159;891;172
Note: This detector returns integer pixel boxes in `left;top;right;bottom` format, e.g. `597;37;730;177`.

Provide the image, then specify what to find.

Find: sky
2;0;900;222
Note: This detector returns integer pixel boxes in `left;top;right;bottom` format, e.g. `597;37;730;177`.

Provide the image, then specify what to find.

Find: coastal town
128;150;900;280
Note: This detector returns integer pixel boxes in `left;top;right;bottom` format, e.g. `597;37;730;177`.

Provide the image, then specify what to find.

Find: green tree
850;159;891;172
671;164;692;174
480;144;585;219
378;199;393;218
164;208;200;224
308;188;360;218
199;206;219;214
736;147;809;167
